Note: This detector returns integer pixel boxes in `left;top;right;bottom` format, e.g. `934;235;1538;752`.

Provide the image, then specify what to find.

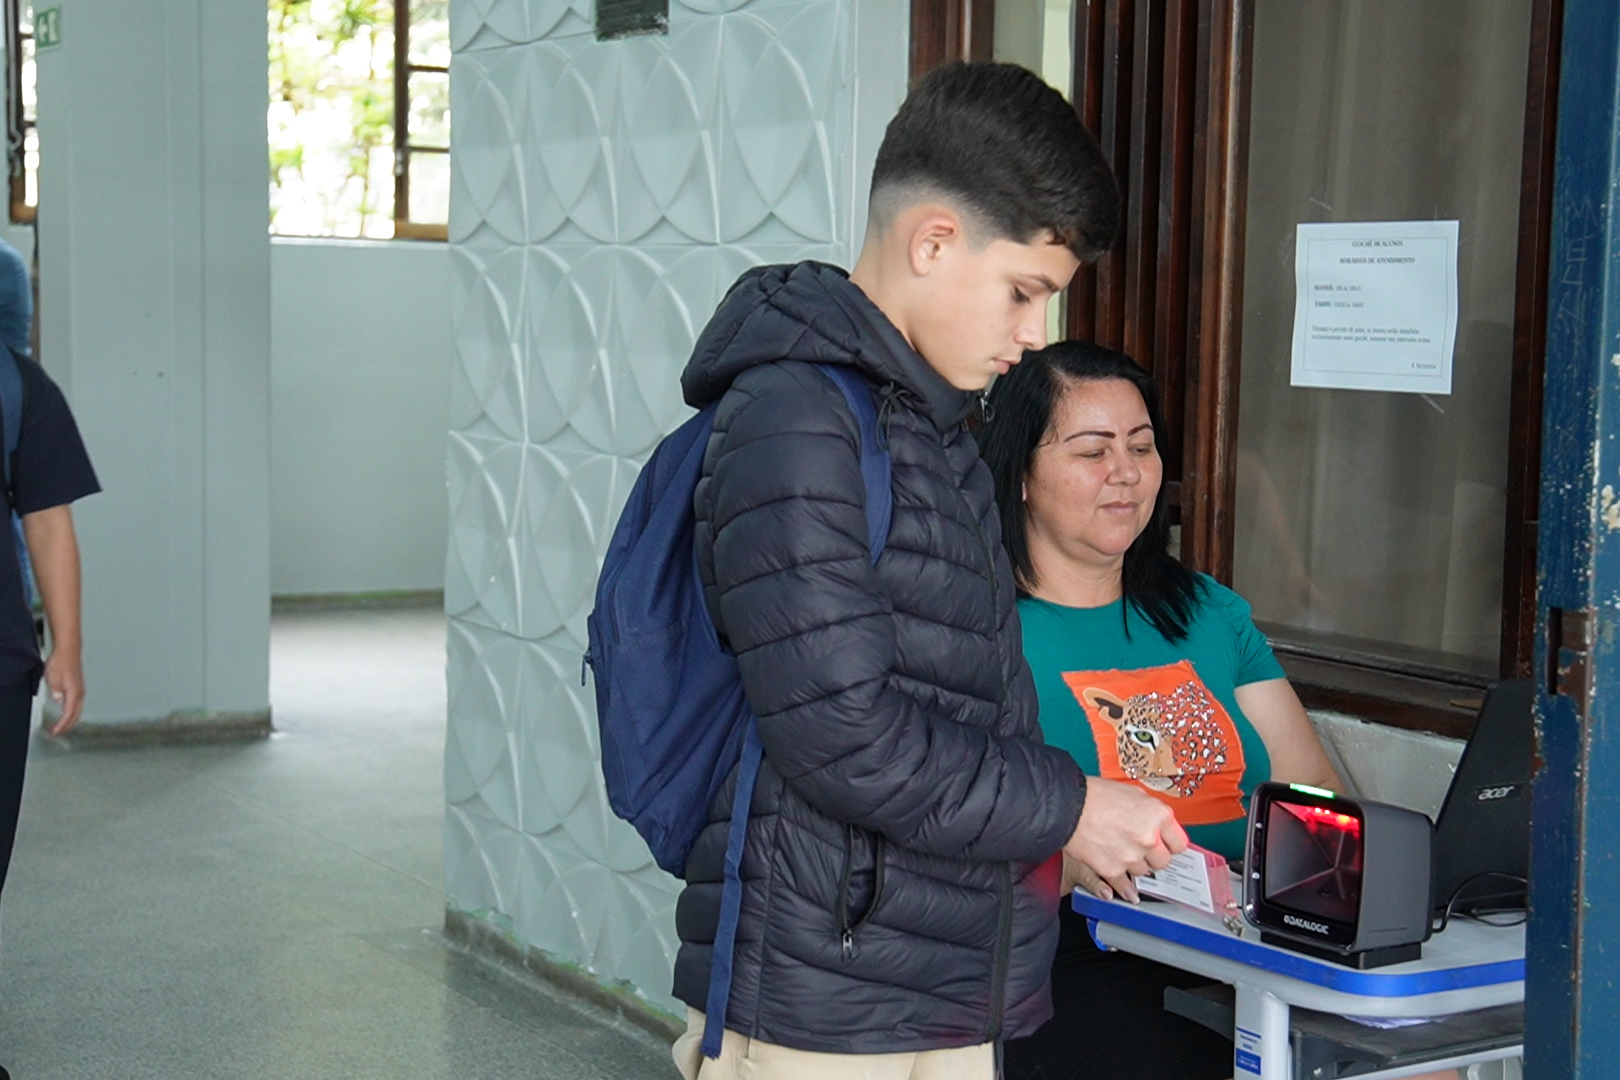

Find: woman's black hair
979;340;1204;641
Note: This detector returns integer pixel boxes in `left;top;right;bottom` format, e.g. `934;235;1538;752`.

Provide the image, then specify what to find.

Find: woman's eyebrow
1060;423;1153;443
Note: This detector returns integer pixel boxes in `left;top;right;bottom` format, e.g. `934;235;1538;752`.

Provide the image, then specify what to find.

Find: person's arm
22;504;83;736
1235;677;1343;791
707;370;1085;864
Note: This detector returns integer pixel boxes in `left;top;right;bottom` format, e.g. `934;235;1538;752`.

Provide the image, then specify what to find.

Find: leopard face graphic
1081;682;1230;798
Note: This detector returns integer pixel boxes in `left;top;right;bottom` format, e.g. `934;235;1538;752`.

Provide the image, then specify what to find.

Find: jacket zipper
987;862;1013;1040
966;509;1001;646
962;431;1012;1037
837;825;855;957
838;829;888;959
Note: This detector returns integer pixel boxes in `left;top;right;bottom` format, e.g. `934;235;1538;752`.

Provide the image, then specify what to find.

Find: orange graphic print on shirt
1061;660;1246;826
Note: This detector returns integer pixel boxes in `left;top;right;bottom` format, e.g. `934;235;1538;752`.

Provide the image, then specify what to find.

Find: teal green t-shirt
1020;576;1284;858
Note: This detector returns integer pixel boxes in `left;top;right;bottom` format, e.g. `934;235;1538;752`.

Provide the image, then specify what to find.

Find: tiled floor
0;607;674;1079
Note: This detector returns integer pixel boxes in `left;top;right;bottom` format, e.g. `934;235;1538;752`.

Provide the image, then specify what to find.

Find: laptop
1430;678;1536;917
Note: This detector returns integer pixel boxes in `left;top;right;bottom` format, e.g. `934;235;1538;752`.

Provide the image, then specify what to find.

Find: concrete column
33;0;270;734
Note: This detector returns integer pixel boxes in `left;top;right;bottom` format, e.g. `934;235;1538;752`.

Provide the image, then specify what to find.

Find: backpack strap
814;363;893;564
699;364;896;1058
700;719;762;1057
0;346;23;510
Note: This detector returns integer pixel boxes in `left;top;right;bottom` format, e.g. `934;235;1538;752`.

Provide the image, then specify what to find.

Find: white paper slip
1290;219;1459;395
1136;847;1217;914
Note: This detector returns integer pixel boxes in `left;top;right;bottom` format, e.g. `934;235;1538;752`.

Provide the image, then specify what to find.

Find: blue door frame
1529;0;1620;1072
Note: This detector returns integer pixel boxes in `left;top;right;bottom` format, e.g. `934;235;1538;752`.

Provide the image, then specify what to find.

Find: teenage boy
670;62;1187;1079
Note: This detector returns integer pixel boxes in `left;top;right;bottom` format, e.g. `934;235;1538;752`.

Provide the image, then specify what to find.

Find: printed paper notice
1290;220;1459;394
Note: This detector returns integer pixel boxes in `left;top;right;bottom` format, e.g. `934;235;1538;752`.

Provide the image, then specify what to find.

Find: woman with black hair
980;340;1344;1080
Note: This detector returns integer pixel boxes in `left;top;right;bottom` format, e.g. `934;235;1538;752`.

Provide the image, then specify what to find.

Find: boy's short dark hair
869;61;1120;261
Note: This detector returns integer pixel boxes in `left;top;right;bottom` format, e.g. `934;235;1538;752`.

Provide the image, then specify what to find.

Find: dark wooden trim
1280;654;1480;741
1092;0;1133;349
393;0;412;232
1066;0;1108;341
909;0;993;80
1178;0;1253;584
1260;623;1496;687
1500;0;1563;679
393;221;449;241
1152;0;1199;480
4;0;32;225
1065;0;1252;583
1121;1;1164;369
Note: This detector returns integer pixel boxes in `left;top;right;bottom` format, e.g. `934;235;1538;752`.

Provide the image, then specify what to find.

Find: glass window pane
20;33;35;122
407;69;449;149
22;127;37;210
992;0;1072;96
408;150;449;226
1232;0;1533;672
268;0;397;238
409;0;450;68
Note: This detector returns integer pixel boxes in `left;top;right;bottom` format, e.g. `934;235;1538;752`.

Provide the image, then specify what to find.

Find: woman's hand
1061;853;1117;901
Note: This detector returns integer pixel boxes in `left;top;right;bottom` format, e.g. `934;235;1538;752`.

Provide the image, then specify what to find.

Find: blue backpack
0;347;33;607
585;363;891;1058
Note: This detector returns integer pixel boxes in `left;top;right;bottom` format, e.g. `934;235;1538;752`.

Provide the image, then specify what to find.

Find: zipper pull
581;651;591;686
841;929;855;960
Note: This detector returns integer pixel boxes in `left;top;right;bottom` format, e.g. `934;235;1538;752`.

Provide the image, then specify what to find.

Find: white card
1136;847;1217;914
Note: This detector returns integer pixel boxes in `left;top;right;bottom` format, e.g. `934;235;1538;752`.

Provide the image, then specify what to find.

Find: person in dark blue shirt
0;235;100;911
0;236;30;356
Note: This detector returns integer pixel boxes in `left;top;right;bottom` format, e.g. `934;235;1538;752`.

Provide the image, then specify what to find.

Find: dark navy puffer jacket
672;262;1088;1053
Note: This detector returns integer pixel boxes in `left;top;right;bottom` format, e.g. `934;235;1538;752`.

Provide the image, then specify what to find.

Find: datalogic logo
1283;913;1331;936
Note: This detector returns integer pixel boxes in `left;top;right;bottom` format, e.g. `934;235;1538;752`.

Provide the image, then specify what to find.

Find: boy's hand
42;645;84;736
1062;777;1187;903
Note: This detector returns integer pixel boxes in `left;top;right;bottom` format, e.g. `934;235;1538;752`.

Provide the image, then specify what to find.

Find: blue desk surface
1071;890;1524;1000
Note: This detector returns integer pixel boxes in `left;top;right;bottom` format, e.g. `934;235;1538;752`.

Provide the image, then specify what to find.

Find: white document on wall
1290;219;1459;394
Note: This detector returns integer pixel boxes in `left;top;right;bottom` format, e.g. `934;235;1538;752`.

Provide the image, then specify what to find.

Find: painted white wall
271;238;451;597
34;1;270;725
445;0;907;1009
1309;710;1463;817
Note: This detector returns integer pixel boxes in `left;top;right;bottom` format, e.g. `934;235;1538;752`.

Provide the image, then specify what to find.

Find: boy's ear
906;206;967;279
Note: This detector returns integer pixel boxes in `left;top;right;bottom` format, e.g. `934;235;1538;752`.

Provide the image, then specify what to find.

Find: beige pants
672;1009;996;1080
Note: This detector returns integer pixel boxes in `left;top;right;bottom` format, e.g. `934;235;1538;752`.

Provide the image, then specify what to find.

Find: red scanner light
1281;802;1362;837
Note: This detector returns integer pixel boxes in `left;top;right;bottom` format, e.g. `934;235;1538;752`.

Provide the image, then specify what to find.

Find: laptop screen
1430;679;1535;916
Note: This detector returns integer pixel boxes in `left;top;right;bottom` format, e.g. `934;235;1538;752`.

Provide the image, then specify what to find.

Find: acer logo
1282;913;1331;936
1475;784;1520;802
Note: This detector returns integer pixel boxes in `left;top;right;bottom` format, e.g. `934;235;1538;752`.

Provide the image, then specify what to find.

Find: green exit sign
34;7;61;51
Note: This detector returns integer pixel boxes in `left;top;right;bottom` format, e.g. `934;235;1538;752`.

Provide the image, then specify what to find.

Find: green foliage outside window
269;0;397;238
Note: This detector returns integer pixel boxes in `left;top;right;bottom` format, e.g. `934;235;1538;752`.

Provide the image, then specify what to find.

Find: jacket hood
680;262;978;430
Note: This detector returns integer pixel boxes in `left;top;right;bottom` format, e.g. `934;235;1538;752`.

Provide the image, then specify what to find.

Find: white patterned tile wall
445;0;898;1011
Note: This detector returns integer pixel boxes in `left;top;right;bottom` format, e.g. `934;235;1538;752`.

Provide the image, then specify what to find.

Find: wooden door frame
911;0;994;77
